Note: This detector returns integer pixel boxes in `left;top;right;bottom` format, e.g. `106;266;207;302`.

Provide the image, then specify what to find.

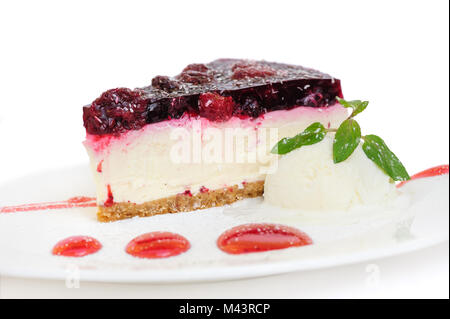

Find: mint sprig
271;122;326;155
271;97;410;182
336;97;368;117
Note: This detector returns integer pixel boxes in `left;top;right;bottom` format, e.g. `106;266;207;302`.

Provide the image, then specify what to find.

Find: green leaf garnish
336;97;368;117
271;122;327;155
273;97;410;182
333;119;361;163
362;135;410;181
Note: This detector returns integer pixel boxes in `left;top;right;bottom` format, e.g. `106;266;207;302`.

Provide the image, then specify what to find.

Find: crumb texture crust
97;181;264;222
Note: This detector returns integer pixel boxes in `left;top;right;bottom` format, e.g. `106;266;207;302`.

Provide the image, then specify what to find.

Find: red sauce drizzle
126;232;191;259
104;185;114;207
397;164;449;188
217;223;313;255
96;160;104;173
0;196;96;213
52;236;102;257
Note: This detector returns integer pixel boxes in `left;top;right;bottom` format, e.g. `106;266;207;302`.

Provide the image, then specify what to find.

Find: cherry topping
151;75;180;92
125;232;191;259
234;96;264;118
83;59;343;135
231;61;276;80
198;92;234;122
83;88;148;135
397;164;449;188
217;223;313;255
52;236;102;257
104;185;114;207
177;63;213;84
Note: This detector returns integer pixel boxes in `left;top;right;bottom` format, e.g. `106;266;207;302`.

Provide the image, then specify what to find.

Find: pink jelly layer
84;104;346;154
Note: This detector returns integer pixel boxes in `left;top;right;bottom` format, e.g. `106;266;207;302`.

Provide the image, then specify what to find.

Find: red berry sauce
96;160;103;173
199;186;209;193
0;196;96;213
104;185;114;207
126;232;191;259
182;190;193;197
217;223;313;255
397;164;449;188
52;236;102;257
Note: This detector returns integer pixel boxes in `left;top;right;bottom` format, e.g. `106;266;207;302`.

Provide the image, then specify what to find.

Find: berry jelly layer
83;59;343;136
84;104;348;206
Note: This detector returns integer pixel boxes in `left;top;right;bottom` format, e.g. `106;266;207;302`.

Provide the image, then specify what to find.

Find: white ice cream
264;135;399;211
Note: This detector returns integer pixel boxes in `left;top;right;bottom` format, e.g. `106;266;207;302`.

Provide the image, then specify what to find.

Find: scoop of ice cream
264;135;399;211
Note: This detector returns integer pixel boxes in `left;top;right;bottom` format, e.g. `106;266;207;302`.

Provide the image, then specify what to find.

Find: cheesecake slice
83;59;347;221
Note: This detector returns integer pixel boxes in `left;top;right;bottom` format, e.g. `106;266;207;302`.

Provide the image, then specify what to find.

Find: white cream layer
84;104;348;205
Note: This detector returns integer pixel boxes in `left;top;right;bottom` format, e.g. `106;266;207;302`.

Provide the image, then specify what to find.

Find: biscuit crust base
97;181;264;222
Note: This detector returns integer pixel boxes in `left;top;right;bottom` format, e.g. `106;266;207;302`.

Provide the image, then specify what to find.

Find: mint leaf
351;101;368;117
336;97;368;117
271;122;327;155
362;135;410;181
333;119;361;163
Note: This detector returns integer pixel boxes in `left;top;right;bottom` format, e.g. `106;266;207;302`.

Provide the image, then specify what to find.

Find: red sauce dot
199;186;209;193
52;236;102;257
217;223;313;255
397;164;449;188
126;232;190;259
182;190;193;197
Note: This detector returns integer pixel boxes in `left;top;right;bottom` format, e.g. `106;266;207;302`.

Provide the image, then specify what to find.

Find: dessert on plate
83;59;347;221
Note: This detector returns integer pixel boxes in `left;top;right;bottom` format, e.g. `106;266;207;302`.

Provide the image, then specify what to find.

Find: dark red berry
198;92;234;122
235;96;265;118
83;88;148;135
177;63;213;84
231;61;276;80
183;63;209;73
151;76;180;92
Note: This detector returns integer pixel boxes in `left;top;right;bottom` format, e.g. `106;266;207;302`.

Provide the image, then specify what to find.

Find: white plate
0;165;448;283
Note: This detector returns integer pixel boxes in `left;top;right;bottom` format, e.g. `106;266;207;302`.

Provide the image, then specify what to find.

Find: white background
0;0;448;298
